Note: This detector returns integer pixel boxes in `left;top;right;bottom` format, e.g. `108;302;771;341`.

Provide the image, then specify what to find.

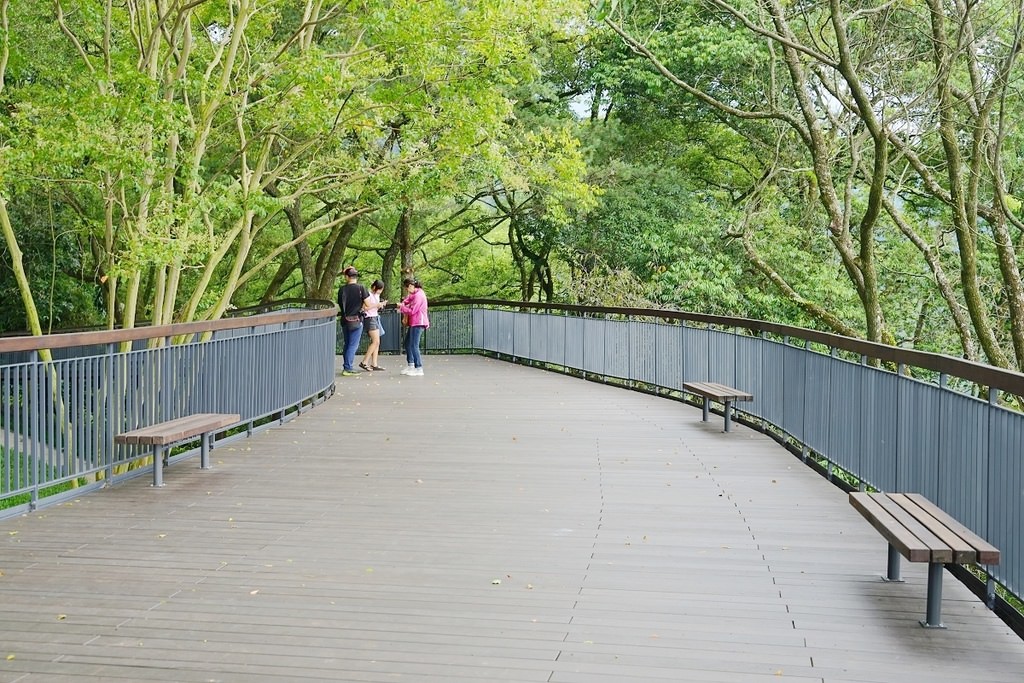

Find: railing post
162;336;173;422
105;343;116;483
896;363;905;491
29;350;39;510
987;387;999;610
581;311;586;382
680;319;687;390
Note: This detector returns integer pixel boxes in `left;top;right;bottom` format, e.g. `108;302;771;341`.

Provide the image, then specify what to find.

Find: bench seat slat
849;492;931;562
889;494;977;564
115;413;239;446
872;494;955;563
904;493;1001;565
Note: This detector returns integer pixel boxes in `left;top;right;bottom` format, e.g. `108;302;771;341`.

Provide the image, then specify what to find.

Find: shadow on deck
1;355;1022;683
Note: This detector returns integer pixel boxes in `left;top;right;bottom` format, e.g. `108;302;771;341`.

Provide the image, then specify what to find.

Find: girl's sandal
358;362;371;371
371;365;386;371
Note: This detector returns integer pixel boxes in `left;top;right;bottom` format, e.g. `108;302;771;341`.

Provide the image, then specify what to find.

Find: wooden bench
681;381;753;432
115;413;240;487
849;492;1000;628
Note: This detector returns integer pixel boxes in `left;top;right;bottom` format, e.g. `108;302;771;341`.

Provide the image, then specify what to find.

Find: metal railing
0;305;337;516
425;299;1024;613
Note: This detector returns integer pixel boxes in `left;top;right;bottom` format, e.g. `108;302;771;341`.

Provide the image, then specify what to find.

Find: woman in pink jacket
397;278;430;376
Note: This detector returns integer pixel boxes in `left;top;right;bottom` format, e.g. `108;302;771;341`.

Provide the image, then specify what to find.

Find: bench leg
921;563;946;628
153;445;165;487
701;396;710;423
883;544;903;582
200;432;211;470
723;400;733;432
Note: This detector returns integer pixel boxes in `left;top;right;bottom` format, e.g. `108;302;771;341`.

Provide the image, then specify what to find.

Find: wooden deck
1;355;1022;682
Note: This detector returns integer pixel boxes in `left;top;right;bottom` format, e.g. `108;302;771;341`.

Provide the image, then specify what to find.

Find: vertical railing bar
102;348;110;479
29;351;40;509
70;359;79;480
986;387;999;609
65;359;74;480
44;356;55;485
19;364;27;494
2;366;9;494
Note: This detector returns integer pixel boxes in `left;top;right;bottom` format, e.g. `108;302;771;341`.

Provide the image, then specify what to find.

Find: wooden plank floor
1;354;1022;682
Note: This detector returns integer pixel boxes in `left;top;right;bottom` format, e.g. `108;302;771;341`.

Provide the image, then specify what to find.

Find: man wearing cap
338;266;371;376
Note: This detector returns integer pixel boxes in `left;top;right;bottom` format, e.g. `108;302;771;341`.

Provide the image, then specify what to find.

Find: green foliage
0;0;598;326
0;192;102;333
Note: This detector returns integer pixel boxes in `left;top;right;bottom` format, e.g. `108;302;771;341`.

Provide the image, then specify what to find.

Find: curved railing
0;305;338;517
426;299;1024;621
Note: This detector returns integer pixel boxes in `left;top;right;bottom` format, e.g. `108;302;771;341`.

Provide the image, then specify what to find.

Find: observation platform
0;355;1022;682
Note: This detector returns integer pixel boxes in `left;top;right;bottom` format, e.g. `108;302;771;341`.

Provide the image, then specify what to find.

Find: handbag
401;313;410;327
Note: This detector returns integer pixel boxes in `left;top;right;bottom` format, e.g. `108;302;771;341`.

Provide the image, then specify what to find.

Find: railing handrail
0;305;339;354
432;298;1024;398
224;298;336;318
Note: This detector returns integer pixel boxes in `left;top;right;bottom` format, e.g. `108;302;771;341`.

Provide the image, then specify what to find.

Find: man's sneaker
341;370;359;377
400;366;414;375
408;367;424;376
